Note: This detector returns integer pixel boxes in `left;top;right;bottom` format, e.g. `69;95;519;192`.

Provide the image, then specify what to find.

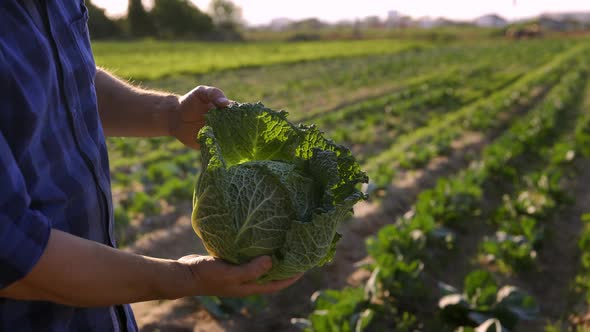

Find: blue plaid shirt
0;1;137;331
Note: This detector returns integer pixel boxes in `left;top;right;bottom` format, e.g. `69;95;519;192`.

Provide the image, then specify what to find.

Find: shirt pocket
68;3;96;84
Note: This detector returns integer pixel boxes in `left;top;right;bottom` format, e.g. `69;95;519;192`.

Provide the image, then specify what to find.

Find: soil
517;159;590;331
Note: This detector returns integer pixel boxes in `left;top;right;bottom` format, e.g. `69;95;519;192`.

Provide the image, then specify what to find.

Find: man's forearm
95;68;231;148
95;68;179;137
0;229;192;306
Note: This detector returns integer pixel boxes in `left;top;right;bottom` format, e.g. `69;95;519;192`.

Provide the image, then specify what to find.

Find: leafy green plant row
480;168;566;274
479;92;589;274
107;44;568;223
326;66;525;162
107;40;574;165
437;270;538;332
575;102;590;159
364;44;589;188
94;40;425;80
106;41;581;245
563;81;590;325
108;138;187;171
106;41;574;181
370;68;586;330
109;43;563;167
316;64;518;130
574;213;590;320
296;62;589;332
320;74;449;123
107;40;573;172
112;155;198;225
107;64;459;194
107;61;474;172
412;67;587;329
310;41;561;155
204;39;572;122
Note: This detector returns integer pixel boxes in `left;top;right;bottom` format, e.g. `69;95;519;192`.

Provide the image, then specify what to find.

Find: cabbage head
192;103;368;282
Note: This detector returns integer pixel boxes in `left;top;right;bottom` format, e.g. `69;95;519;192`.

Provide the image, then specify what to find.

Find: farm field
97;37;590;331
93;39;424;80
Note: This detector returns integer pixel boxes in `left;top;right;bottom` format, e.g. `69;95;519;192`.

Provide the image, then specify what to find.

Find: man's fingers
206;87;229;107
192;86;229;108
232;256;273;283
214;97;230;108
240;274;303;296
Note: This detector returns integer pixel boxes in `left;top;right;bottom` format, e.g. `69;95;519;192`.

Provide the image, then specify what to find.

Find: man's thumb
235;256;272;282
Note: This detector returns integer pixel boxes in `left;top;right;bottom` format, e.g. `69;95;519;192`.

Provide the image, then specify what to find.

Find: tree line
87;0;243;40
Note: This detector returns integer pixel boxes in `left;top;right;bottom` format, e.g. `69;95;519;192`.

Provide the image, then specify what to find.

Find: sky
92;0;590;25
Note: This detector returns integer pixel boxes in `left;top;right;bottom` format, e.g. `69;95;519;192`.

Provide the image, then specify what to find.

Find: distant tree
86;1;122;39
208;0;244;30
127;0;156;38
362;16;383;29
291;18;326;31
151;0;214;39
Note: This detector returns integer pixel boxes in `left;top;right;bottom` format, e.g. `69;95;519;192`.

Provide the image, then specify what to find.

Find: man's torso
0;1;136;330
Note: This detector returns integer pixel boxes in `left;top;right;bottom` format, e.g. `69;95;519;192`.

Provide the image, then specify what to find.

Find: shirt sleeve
0;131;52;289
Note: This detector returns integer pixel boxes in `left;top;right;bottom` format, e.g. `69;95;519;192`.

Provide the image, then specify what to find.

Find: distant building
542;12;590;24
290;18;326;30
268;18;293;31
474;14;508;28
416;17;451;28
385;11;414;28
538;16;569;31
386;10;407;28
387;10;400;22
361;15;384;29
416;17;435;28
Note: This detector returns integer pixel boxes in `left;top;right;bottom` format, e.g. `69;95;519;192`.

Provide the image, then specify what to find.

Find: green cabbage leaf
192;103;368;282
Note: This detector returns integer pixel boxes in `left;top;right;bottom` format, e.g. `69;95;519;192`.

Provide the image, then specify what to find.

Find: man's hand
170;86;231;150
95;69;231;143
178;255;302;298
